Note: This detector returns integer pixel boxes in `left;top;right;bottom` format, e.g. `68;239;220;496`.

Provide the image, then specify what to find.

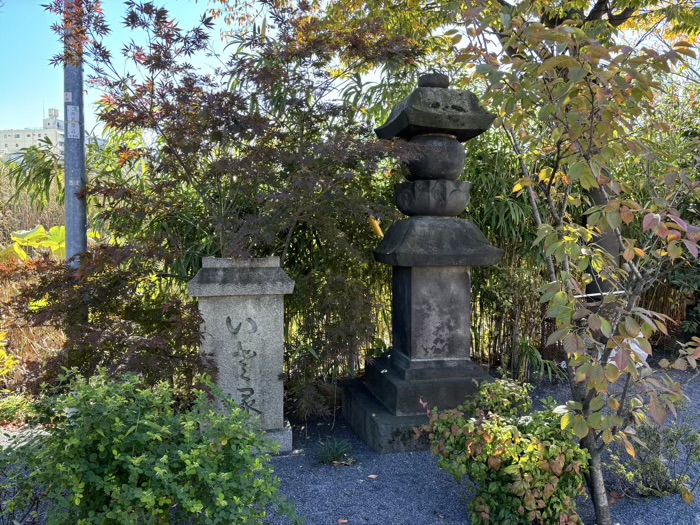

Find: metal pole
64;0;87;267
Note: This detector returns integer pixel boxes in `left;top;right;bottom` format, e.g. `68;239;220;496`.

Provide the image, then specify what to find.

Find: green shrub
425;380;588;525
0;370;297;525
462;378;533;418
608;419;700;503
0;391;35;425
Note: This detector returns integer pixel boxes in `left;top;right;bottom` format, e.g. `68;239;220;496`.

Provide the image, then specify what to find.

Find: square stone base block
365;356;488;416
343;380;429;454
267;421;293;455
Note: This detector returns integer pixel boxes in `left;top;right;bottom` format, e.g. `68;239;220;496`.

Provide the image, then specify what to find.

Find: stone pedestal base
365;356;487;416
343;380;429;454
344;356;490;453
267;421;293;454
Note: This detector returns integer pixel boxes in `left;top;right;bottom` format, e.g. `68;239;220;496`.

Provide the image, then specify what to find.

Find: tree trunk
582;434;612;525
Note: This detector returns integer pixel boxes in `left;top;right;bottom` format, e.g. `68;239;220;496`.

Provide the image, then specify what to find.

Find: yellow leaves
538;55;580;74
561;411;574;431
674;46;697;59
682;486;695;505
622;435;635;458
538;167;553;183
512;178;535;193
368;216;383;238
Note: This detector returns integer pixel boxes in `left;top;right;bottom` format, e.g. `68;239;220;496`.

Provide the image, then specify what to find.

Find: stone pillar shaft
189;257;294;452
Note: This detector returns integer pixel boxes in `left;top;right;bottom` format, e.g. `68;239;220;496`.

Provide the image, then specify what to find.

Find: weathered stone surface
395;180;470;217
405;134;466;180
374;217;504;267
188;257;294;297
391;266;470;361
346;74;500;454
343;380;429;454
375;87;496;142
365;356;487;416
188;258;294;453
417;72;450;88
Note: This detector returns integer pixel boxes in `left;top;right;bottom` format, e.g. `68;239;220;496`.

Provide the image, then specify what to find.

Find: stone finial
375;74;496;142
417;72;449;88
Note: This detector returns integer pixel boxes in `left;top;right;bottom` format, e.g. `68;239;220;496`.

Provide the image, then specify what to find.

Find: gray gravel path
266;368;700;525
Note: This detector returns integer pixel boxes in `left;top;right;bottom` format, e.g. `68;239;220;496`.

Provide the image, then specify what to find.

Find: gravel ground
266;367;700;525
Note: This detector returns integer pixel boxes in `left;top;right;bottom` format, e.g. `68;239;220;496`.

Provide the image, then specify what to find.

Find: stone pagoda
344;73;503;453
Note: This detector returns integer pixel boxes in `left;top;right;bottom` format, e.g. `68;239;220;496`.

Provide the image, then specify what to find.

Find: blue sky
0;0;215;132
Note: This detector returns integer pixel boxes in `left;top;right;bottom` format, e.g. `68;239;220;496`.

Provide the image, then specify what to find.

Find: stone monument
344;73;503;453
188;257;294;453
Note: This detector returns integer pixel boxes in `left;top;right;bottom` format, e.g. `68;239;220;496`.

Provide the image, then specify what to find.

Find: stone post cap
375;74;496;142
188;257;295;297
202;256;281;269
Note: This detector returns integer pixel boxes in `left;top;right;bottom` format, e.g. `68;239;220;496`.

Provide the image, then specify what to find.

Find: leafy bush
0;370;297;525
425;380;588;525
608;419;700;503
0;392;35;425
462;378;533;418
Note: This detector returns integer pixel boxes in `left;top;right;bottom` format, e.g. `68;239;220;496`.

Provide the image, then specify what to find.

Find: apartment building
0;108;65;161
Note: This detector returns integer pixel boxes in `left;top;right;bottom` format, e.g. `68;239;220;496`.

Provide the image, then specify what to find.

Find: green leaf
605;363;621;383
625;317;641;338
573;415;589;439
11;225;48;247
589;396;604;412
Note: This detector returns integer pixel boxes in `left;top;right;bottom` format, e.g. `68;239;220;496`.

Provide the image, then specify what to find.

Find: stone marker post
344;73;503;453
188;257;294;453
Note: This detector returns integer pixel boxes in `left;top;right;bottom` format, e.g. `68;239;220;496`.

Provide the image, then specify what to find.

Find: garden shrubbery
424;379;589;525
0;370;297;525
608;418;700;503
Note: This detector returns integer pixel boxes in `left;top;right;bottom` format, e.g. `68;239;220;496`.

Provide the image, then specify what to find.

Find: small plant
516;337;565;383
316;437;354;466
608;419;700;503
0;392;35;426
0;370;298;525
424;379;588;525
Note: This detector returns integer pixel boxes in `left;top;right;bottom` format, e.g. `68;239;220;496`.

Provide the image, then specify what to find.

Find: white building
0;108;65;161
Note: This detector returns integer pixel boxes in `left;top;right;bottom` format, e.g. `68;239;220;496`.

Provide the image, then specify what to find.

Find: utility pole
64;0;87;268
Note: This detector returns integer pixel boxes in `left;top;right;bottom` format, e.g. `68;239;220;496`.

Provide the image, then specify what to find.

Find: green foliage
608;420;700;503
315;437;354;465
516;337;565;383
0;370;297;525
7;225;66;260
462;378;533;418
0;392;35;425
425;380;588;525
4;137;64;210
